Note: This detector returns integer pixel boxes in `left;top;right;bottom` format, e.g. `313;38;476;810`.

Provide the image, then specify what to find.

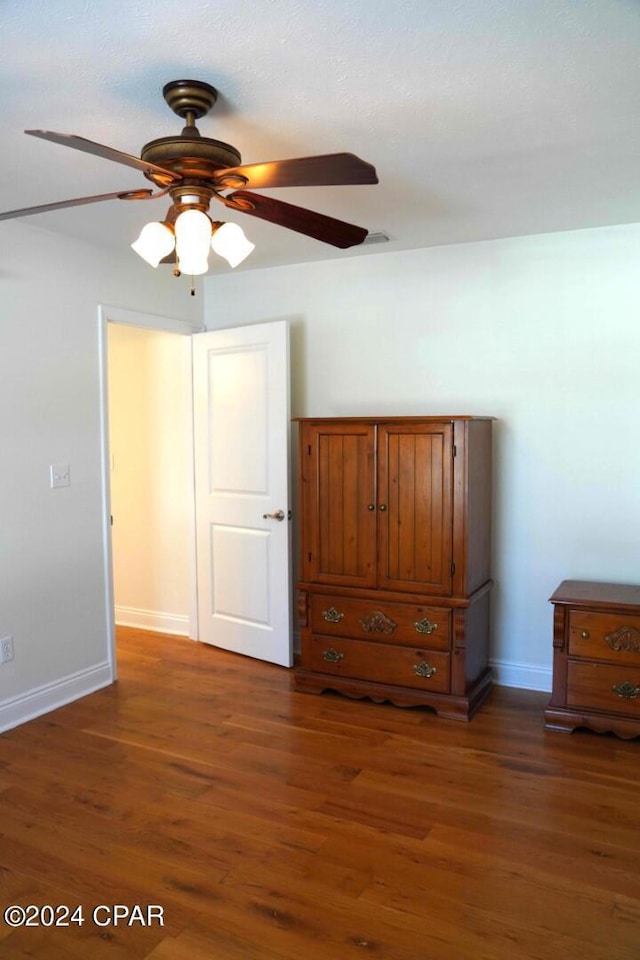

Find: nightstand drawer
307;636;450;693
309;595;450;650
567;661;640;716
568;610;640;665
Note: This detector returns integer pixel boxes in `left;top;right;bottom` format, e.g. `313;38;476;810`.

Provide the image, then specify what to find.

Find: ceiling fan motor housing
141;79;242;195
141;136;242;182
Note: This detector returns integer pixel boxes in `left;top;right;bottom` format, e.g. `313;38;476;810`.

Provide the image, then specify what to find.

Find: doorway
107;323;194;634
99;304;201;679
98;306;293;678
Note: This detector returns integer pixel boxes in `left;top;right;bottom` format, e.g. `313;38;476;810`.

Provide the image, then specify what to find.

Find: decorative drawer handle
322;607;344;623
606;626;640;653
580;630;590;639
413;661;437;679
612;681;640;700
323;648;344;663
360;611;397;634
414;617;438;635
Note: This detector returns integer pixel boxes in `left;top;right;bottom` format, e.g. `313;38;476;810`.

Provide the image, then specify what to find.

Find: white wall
1;216;637;733
203;222;640;690
0;220;200;731
108;324;192;635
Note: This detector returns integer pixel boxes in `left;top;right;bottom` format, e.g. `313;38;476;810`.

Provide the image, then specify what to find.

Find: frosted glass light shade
131;221;175;267
175;209;212;275
211;222;255;267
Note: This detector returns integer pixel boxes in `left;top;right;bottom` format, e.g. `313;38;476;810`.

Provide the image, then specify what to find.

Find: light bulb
174;209;212;275
131;221;175;268
211;221;255;268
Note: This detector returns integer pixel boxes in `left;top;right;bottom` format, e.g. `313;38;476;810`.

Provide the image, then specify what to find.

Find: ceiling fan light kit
1;79;378;292
131;209;256;274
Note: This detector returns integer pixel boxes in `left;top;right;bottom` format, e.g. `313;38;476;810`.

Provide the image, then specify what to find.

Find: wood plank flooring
0;625;639;959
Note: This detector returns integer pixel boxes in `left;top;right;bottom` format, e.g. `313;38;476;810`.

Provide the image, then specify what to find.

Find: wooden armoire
294;417;494;720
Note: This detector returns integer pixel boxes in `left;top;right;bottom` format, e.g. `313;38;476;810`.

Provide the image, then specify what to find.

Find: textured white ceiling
2;0;639;273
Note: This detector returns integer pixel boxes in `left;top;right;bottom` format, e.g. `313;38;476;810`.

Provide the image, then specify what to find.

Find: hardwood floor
0;626;639;959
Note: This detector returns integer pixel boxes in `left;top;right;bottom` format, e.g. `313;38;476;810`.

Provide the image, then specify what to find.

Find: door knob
263;509;286;521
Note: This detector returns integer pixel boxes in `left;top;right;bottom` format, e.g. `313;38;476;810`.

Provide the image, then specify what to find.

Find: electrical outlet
0;636;14;663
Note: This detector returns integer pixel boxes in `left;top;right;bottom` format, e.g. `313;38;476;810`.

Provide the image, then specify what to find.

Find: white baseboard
115;605;190;636
490;657;552;693
0;661;113;733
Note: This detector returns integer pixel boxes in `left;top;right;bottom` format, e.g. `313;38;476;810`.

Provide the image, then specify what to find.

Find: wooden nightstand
545;580;640;739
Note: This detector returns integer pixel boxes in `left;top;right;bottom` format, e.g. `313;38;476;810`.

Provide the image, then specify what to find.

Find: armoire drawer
307;635;450;693
309;594;451;651
568;610;640;665
566;660;640;717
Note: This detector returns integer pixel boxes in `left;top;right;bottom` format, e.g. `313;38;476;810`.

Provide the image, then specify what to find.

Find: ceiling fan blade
215;153;378;190
224;191;368;248
0;189;154;222
25;130;182;184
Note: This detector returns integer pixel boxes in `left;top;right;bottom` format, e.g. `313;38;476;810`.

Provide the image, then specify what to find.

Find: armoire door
301;421;377;588
376;422;454;595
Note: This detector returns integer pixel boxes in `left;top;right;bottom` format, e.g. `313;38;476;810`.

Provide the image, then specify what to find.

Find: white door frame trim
97;304;204;680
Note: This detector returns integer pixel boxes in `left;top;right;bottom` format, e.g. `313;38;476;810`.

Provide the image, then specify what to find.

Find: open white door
192;320;292;666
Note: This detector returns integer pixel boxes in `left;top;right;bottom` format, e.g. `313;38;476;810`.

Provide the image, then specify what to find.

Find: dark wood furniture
545;579;640;738
294;417;494;720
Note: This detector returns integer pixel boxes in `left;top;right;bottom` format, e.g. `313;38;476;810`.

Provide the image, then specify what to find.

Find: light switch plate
50;463;71;488
0;636;14;663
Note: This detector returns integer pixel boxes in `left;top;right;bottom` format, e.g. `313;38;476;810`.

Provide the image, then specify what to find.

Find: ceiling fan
0;79;378;277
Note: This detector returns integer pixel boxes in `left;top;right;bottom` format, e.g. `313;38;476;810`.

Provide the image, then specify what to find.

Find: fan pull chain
171;264;196;296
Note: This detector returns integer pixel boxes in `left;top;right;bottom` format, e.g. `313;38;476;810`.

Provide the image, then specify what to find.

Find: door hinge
307;444;311;455
308;552;312;563
453;444;457;457
451;561;456;575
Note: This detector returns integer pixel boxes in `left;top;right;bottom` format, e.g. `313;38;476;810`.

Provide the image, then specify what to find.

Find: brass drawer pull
612;681;640;700
580;630;590;639
322;607;344;623
323;648;344;663
413;661;437;679
415;617;438;635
